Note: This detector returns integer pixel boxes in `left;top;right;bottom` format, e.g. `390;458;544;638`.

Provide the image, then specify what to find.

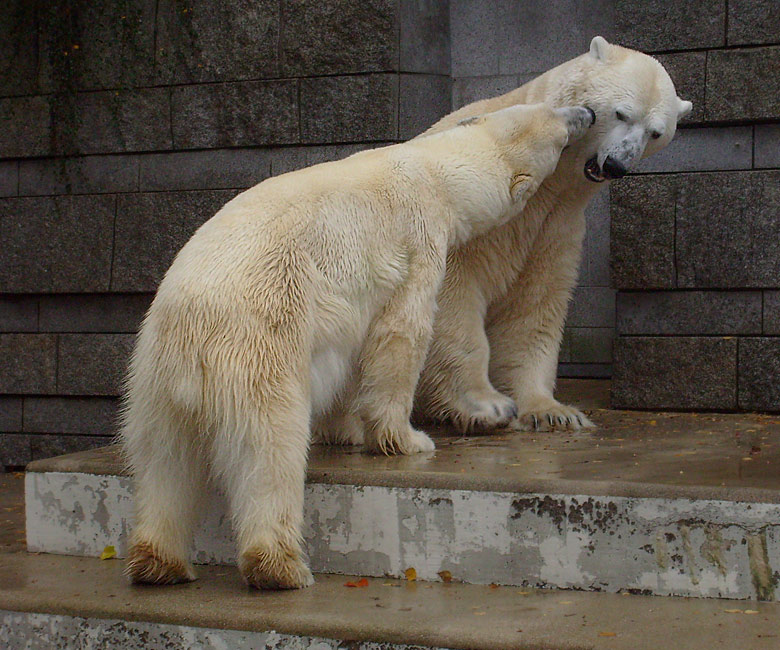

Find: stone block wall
0;0;451;468
609;2;780;410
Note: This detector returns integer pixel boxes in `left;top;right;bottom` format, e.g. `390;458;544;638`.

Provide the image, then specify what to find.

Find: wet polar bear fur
121;103;594;589
405;36;693;434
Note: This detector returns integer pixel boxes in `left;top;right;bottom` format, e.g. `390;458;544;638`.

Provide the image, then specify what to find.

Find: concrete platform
23;380;780;600
2;542;780;649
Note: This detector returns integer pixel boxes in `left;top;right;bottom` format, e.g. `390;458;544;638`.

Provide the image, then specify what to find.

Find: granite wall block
171;80;299;149
0;335;58;394
616;291;763;336
38;294;153;333
610;176;676;290
23;397;119;436
706;47;780;122
57;334;135;396
612;337;737;410
0;195;115;293
738;338;780;412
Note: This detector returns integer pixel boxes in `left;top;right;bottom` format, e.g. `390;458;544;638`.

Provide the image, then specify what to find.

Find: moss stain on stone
747;532;777;601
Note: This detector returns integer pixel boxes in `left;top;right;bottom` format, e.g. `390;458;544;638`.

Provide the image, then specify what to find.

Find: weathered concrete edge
0;610;443;650
25;450;780;505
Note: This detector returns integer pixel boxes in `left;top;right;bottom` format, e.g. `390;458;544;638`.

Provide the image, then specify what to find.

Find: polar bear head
575;36;692;182
467;103;595;200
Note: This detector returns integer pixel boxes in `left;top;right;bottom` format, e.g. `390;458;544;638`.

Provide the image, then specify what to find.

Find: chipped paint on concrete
0;611;438;650
25;471;780;600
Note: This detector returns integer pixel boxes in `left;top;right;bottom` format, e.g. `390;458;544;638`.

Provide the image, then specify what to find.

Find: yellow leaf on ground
598;631;617;637
437;570;452;583
404;567;417;581
100;545;116;560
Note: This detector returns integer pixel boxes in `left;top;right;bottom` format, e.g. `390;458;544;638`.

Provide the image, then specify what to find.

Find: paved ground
2;545;780;650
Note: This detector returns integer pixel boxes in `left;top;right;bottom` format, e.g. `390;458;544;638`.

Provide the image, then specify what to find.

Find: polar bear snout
554;106;596;143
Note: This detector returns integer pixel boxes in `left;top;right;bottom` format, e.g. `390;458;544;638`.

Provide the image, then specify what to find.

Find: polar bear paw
513;397;595;432
453;390;518;433
365;424;436;455
240;544;315;590
313;410;365;446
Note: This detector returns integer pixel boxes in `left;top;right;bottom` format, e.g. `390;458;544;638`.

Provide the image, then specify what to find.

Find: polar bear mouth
584;156;606;183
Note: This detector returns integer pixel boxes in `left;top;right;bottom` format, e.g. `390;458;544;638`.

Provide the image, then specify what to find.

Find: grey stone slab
63;88;172;155
269;144;379;176
400;0;450;74
0;433;30;467
451;75;519;110
38;294;153;333
584;189;611;287
634;126;752;174
616;291;763;336
139;148;271;192
112;190;237;292
0;296;38;332
0;96;52;158
23;397;118;436
612;336;738;410
766;292;780;335
300;75;398;144
0;1;38;96
0;195;114;293
610;175;676;290
496;0;616;77
450;0;507;77
57;334;135;396
171;80;298;150
0;162;17;197
675;171;780;289
706;47;780;122
0;398;22;432
280;0;397;76
30;434;113;462
739;338;780;412
567;328;614;364
653;52;707;125
399;74;451;139
755;125;780;169
155;0;279;84
18;155;139;196
39;0;157;92
728;0;780;46
0;334;57;394
615;0;725;51
568;288;616;328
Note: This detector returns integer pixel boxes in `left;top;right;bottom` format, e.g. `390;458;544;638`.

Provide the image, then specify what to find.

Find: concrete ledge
2;552;780;650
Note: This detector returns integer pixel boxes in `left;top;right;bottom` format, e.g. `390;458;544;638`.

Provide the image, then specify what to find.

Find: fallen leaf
474;611;486;616
489;583;500;589
724;609;743;614
344;578;369;588
404;567;417;581
437;570;453;583
99;545;116;560
558;600;573;604
744;610;759;615
598;631;617;637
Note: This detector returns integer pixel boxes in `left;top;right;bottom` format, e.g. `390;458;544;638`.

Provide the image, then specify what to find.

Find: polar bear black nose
603;156;627;179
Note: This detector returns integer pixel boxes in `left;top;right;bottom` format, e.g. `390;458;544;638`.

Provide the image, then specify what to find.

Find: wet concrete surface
27;379;780;502
1;548;780;650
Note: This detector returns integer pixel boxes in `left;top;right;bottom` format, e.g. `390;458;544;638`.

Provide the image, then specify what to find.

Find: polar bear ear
589;36;611;62
677;98;693;118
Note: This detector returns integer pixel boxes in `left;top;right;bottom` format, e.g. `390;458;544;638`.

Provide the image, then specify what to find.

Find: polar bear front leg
359;254;445;456
487;207;595;432
312;379;365;446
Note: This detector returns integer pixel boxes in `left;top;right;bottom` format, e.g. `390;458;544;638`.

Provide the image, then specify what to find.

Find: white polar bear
410;36;693;433
121;103;594;589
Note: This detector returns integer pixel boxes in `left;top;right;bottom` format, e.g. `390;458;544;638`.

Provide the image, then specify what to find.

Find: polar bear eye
650;130;662;140
615;110;628;122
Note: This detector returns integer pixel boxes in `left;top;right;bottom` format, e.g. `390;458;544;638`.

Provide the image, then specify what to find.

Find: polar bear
121;103;594;589
409;36;693;433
